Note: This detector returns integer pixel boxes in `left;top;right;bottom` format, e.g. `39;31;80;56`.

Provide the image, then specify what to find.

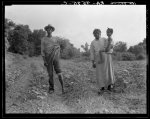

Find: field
5;52;147;114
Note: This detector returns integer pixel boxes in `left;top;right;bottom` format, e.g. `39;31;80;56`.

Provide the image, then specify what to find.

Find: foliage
113;41;127;52
27;42;35;57
4;18;16;52
55;37;67;52
28;29;46;56
81;42;90;57
128;38;146;60
113;52;136;61
61;45;80;59
136;53;146;60
112;52;122;61
8;24;32;55
5;18;16;31
52;37;81;59
121;52;136;61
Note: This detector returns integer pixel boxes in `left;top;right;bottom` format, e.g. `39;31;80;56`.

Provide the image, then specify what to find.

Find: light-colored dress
104;38;115;87
90;37;115;89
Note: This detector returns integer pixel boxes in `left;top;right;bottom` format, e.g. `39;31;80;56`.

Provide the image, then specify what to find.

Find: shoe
62;88;67;94
107;85;114;91
48;89;54;94
98;87;105;95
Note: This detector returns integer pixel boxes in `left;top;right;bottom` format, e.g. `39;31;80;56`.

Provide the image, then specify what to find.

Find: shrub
61;48;73;59
112;52;136;61
82;51;90;57
136;53;146;60
112;52;122;61
121;52;136;61
113;41;127;52
7;25;31;55
61;47;80;59
28;42;35;57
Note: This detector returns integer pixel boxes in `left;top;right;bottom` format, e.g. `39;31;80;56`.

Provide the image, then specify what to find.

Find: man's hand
92;60;96;68
42;56;48;67
44;62;48;67
93;63;96;68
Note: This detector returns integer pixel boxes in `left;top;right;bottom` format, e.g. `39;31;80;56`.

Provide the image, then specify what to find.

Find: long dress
104;39;115;87
90;37;115;89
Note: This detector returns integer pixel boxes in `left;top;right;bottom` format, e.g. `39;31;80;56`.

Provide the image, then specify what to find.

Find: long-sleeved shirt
41;36;59;57
90;37;107;61
105;37;114;54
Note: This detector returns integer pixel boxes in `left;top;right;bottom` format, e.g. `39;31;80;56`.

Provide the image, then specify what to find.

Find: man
41;24;64;94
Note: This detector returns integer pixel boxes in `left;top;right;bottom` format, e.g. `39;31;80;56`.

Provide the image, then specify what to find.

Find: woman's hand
43;56;48;67
44;62;48;67
92;60;96;68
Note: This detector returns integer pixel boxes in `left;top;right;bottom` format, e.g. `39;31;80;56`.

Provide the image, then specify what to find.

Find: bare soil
5;52;146;114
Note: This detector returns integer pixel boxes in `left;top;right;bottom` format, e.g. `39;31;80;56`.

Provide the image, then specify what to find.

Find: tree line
81;39;146;61
5;18;146;60
5;18;80;59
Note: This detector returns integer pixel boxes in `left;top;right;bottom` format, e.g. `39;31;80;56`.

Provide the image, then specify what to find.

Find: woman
104;28;115;91
90;29;107;95
90;28;115;95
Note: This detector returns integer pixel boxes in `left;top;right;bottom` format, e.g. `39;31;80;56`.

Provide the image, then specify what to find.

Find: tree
5;18;16;31
4;18;16;52
113;41;127;52
81;42;90;57
128;38;146;56
8;24;32;54
28;29;46;56
55;37;67;52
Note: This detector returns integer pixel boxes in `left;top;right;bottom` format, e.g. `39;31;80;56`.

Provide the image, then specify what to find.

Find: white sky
5;5;146;50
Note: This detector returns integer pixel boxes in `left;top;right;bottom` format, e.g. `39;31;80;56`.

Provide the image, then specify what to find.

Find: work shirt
41;36;59;57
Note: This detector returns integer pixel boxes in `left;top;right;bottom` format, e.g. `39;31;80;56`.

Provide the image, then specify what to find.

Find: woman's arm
90;42;96;68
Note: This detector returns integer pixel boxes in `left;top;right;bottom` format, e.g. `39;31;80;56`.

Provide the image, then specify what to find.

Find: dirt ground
5;52;147;114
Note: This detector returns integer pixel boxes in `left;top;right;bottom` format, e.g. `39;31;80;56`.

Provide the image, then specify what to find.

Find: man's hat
44;24;55;32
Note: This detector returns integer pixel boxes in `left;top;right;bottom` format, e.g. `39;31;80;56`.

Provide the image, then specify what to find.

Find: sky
5;5;146;50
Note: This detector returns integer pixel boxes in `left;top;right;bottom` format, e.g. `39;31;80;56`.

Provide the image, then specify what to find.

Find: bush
61;47;81;59
28;42;35;57
136;53;146;60
121;52;136;61
112;52;136;61
112;52;122;61
82;51;90;57
7;25;31;55
113;41;127;52
61;48;73;59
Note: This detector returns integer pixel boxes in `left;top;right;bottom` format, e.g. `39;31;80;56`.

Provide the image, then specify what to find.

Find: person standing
104;28;115;91
90;29;107;95
41;24;64;94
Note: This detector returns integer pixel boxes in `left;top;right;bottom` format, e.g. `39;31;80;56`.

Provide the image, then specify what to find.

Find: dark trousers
45;53;61;90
